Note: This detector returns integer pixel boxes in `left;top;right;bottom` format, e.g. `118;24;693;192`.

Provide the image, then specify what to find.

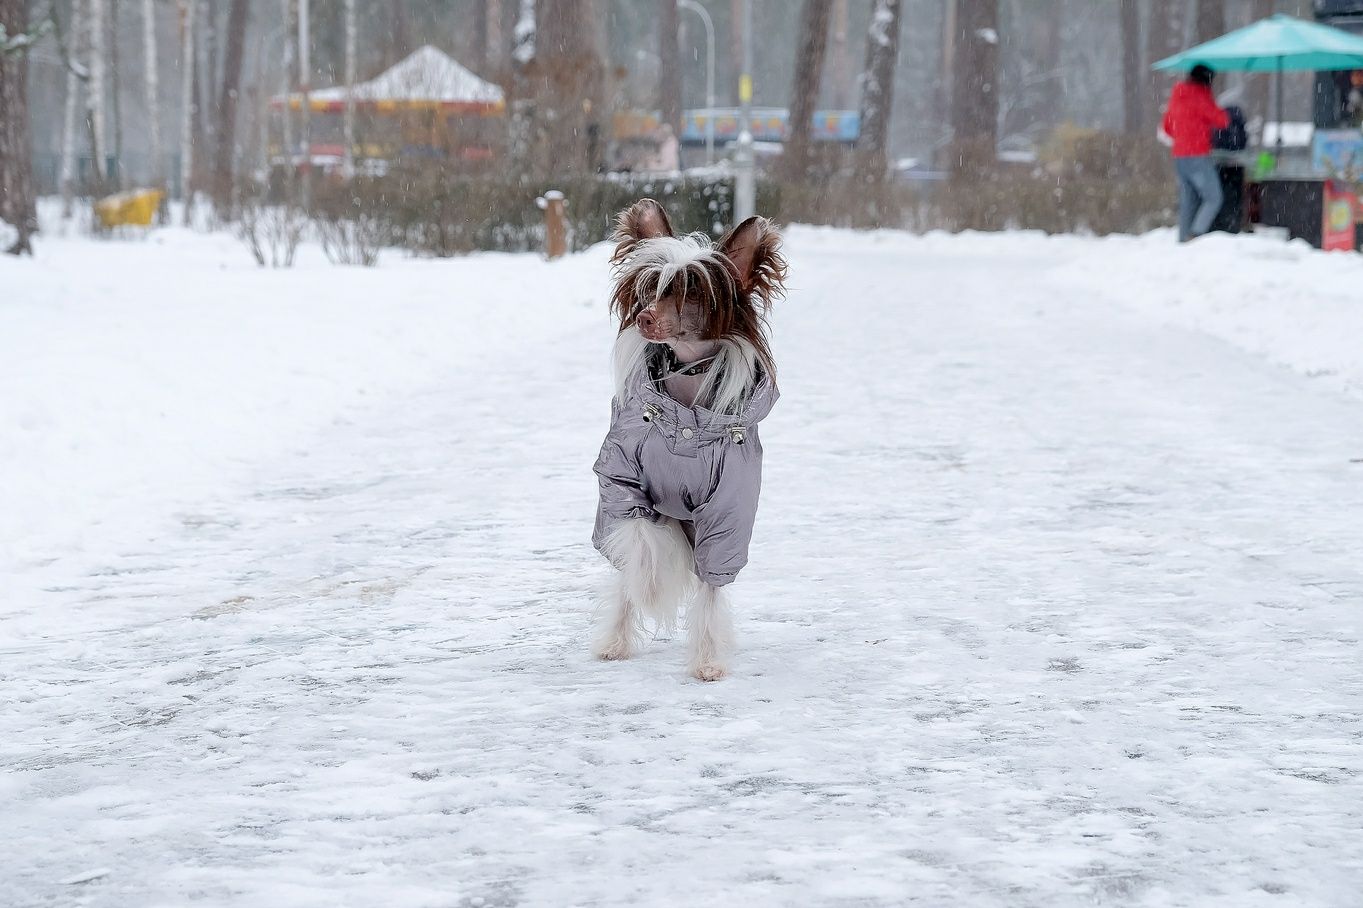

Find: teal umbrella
1153;14;1363;156
1153;14;1363;73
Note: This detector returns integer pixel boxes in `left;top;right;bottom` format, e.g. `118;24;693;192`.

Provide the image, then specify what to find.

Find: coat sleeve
690;440;764;587
592;420;659;560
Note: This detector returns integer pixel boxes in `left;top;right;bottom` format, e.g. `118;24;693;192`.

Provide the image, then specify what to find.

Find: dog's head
608;199;785;355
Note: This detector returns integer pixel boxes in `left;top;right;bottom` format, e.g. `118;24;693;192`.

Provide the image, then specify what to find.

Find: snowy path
4;230;1363;907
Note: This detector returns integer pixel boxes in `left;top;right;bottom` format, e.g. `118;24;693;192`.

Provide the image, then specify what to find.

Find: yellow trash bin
94;189;166;229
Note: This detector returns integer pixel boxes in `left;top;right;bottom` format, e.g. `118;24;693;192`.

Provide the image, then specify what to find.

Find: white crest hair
619;234;732;316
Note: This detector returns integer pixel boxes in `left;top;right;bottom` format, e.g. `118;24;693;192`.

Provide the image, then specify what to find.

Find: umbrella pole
1275;56;1284;163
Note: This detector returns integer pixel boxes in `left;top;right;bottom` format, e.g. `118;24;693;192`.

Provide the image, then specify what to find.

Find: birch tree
782;0;832;182
142;0;162;188
854;0;901;181
59;0;89;217
178;0;195;223
89;0;108;188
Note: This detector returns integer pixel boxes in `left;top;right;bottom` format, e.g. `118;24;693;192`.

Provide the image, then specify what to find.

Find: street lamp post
733;0;755;221
678;0;715;166
734;0;755;221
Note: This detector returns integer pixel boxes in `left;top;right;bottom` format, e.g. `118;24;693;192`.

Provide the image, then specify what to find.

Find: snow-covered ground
3;221;1362;906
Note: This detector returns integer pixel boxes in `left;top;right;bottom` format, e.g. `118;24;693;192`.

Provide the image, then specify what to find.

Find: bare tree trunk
486;0;503;75
855;0;902;179
1037;0;1062;129
89;0;108;188
658;0;681;139
178;0;195;222
110;0;123;188
534;0;604;175
950;0;998;146
194;0;215;187
390;0;410;65
473;0;488;74
1195;0;1225;45
509;0;535;174
279;0;295;201
142;0;162;188
782;0;832;182
1147;0;1183;118
60;0;87;217
0;0;37;253
343;0;356;178
730;0;743;105
1120;0;1143;134
298;0;312;210
211;0;248;210
937;0;955;136
1249;0;1273;121
829;0;849;108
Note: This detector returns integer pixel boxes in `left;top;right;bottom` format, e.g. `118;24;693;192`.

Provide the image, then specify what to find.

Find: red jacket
1162;81;1230;157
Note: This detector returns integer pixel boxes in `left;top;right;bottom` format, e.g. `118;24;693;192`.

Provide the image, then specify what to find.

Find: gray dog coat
592;345;777;587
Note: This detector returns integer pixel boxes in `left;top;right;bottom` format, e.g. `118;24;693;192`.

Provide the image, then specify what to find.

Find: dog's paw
592;635;635;661
690;662;728;682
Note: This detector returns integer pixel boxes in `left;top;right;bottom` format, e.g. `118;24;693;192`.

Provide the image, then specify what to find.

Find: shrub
938;132;1175;235
236;195;306;268
317;163;782;257
312;185;383;267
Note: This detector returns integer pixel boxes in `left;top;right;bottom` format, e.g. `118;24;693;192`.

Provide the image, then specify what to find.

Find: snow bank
789;223;1363;401
1057;229;1363;403
5;220;1360;597
0;225;610;587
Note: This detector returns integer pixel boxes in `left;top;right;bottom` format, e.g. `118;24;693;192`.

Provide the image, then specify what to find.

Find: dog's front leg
687;583;734;681
592;570;642;661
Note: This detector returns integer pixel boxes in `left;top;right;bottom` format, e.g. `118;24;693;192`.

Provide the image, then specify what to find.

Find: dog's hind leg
593;519;693;661
686;583;735;681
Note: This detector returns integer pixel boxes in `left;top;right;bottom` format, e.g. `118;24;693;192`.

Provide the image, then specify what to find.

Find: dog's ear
612;199;674;264
720;216;787;308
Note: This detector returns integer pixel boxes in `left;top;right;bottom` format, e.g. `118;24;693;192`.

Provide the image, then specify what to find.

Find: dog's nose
637;311;656;333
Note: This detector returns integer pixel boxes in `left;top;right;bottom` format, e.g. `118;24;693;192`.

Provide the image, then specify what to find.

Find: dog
591;199;786;680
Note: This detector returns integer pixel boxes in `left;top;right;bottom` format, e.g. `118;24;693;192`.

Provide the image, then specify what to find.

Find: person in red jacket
1162;64;1231;242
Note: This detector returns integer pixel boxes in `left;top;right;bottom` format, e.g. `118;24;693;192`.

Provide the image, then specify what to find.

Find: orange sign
1322;180;1358;252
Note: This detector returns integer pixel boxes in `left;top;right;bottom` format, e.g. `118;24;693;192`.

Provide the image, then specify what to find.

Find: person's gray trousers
1175;155;1224;242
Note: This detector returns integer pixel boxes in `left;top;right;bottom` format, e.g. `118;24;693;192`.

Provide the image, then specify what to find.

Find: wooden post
538;190;567;259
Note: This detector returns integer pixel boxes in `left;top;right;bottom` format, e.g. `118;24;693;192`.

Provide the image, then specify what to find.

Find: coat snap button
681;427;694;439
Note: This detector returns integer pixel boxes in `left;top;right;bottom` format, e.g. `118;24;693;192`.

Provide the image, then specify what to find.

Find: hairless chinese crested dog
591;199;786;680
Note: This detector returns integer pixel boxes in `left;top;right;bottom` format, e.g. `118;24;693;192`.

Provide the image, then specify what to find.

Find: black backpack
1213;105;1248;151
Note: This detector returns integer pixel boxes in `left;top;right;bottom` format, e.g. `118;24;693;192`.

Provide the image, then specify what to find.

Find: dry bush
315;215;382;267
312;184;384;267
236;194;306;268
